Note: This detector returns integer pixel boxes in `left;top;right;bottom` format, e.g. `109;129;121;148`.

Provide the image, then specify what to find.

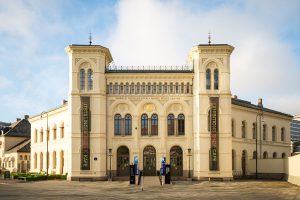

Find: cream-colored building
29;42;292;181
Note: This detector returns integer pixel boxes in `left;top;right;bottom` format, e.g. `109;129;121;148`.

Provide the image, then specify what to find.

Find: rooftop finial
89;32;92;45
208;32;211;45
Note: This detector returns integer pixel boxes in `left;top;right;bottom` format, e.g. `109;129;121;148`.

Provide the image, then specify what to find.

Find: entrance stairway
142;176;161;186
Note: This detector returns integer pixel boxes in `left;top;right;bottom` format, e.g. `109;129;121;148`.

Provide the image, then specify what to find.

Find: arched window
263;124;267;140
142;83;146;94
214;69;219;90
131;83;135;94
170;83;173;93
232;149;236;170
175;83;179;94
232;119;235;137
167;114;175;136
53;126;57;140
263;151;268;159
141;114;148;136
206;69;211;90
120;83;124;94
125;83;130;94
242;121;247;138
281;127;285;142
34;153;37;169
178;114;185;135
252;122;256;139
87;69;93;90
186;83;190;93
147;82;151;94
115;83;119;94
181;83;184;94
153;83;157;94
158;83;162;94
109;83;113;94
60;122;64;139
136;83;140;94
114;114;122;136
40;128;43;142
282;153;286;158
253;151;257;159
164;83;168;94
272;126;276;141
125;114;132;136
273;152;277;159
34;129;38;143
53;151;56;169
151;114;158;136
80;69;85;91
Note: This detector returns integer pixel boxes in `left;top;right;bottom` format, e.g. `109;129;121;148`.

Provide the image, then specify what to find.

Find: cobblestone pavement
0;179;300;200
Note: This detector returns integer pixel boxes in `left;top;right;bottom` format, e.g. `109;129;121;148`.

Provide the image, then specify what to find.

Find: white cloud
107;0;300;115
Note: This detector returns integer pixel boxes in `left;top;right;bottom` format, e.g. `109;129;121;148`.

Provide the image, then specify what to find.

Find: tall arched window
281;127;285;142
273;152;277;159
125;83;130;94
80;69;85;90
153;83;157;94
151;114;158;136
141;114;148;136
175;83;179;94
252;122;256;139
34;153;37;169
206;69;211;90
164;82;168;94
263;151;268;159
131;83;135;94
181;83;184;94
186;83;190;93
170;83;173;93
53;151;56;169
272;126;276;141
120;83;124;94
34;129;38;143
87;69;93;90
242;121;247;138
167;114;175;136
253;151;257;159
147;82;151;94
136;83;140;94
158;83;162;94
115;83;119;94
114;114;122;136
282;153;286;158
263;124;267;140
232;119;235;137
214;69;219;90
109;83;113;94
125;114;132;136
142;83;146;94
178;114;185;135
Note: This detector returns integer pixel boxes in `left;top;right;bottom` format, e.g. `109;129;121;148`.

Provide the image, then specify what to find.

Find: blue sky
0;0;300;122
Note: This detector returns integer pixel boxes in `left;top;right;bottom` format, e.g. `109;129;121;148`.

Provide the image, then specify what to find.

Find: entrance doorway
117;146;130;176
143;145;156;176
241;150;247;176
170;146;183;176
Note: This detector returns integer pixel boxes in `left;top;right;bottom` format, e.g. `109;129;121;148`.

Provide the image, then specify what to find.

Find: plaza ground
0;178;300;200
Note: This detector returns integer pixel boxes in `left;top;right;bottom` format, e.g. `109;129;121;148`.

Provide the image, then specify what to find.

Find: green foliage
11;172;67;181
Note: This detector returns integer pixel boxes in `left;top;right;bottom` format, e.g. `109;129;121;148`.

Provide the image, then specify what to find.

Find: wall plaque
81;96;91;170
210;97;219;171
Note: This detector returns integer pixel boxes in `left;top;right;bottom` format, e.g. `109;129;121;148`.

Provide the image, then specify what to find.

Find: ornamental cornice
105;73;194;80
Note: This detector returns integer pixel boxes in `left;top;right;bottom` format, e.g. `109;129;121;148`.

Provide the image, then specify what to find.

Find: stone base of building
69;176;107;181
193;176;233;181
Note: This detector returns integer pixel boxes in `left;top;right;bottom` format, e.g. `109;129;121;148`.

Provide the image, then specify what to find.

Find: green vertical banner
81;96;90;170
210;97;219;171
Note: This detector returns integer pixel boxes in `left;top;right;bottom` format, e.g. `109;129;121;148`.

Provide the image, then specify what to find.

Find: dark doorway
170;146;183;176
117;146;130;176
241;150;247;176
143;145;156;176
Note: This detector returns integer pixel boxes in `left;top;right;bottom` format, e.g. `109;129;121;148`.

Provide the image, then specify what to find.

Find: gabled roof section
17;142;31;153
232;98;292;118
6;138;30;152
4;119;31;137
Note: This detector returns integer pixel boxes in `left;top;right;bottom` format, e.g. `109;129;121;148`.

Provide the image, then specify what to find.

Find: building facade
0;117;31;173
29;43;292;181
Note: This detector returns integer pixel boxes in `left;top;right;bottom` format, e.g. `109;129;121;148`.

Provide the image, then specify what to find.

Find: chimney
16;118;21;121
233;95;237;99
61;99;67;105
258;98;263;107
24;115;29;120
